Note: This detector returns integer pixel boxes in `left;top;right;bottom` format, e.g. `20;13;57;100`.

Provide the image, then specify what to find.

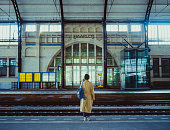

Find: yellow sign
34;73;41;82
98;73;102;76
19;73;25;82
26;73;32;82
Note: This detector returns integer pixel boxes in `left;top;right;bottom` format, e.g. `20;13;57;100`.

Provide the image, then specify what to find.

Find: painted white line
112;118;121;120
160;118;168;120
47;119;55;120
0;119;7;121
15;119;23;121
1;120;170;124
128;118;137;119
31;119;39;120
144;118;153;119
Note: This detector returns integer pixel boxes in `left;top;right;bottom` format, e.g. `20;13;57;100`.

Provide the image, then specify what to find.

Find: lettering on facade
73;34;95;39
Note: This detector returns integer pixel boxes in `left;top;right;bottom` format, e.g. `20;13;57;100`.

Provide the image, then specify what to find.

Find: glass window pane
66;66;72;85
66;58;72;64
153;58;159;77
26;25;36;32
73;44;79;57
81;66;88;80
89;58;95;63
73;66;80;85
9;58;15;76
49;25;61;32
106;25;118;31
74;58;79;63
82;58;87;64
148;25;157;40
119;25;128;32
0;58;7;76
162;58;170;77
66;46;72;56
96;46;102;56
55;58;61;66
96;66;103;85
131;25;141;32
0;25;9;39
40;25;48;32
107;58;113;66
97;58;102;64
89;66;95;84
81;43;87;57
11;25;18;39
89;44;94;56
107;68;113;85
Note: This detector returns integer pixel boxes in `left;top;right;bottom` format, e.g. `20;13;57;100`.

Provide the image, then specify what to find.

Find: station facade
0;23;170;89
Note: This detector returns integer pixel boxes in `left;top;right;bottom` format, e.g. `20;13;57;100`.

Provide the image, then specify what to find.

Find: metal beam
64;20;102;23
59;0;65;89
11;0;22;77
22;20;61;23
145;0;154;22
103;0;108;88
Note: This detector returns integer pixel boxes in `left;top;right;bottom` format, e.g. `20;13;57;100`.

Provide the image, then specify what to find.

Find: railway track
0;105;170;116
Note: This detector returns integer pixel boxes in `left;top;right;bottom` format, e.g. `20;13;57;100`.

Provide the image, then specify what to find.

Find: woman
80;74;95;121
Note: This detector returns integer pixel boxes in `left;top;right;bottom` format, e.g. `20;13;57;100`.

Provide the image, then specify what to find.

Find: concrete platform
0;115;170;130
0;89;170;94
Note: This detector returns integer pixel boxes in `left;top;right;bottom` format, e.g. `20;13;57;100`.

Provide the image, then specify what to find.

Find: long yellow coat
80;80;95;113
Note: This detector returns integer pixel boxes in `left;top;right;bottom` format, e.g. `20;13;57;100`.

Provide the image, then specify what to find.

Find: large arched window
48;43;120;88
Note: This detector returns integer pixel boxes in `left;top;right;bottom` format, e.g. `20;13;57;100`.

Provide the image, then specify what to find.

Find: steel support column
144;0;153;88
59;0;65;89
145;0;154;48
103;0;108;88
11;0;22;78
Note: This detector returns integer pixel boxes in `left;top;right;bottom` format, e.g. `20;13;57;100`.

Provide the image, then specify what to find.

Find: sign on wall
34;73;41;82
26;73;33;82
19;73;25;82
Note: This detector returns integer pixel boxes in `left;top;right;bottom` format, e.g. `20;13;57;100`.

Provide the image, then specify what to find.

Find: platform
0;115;170;130
0;89;170;94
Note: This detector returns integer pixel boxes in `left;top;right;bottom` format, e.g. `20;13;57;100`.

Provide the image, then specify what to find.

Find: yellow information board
34;73;41;82
26;73;33;82
19;73;25;82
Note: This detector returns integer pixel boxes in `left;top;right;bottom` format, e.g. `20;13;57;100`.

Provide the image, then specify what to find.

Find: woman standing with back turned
80;74;95;121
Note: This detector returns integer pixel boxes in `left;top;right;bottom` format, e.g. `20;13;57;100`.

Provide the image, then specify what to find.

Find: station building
0;0;170;89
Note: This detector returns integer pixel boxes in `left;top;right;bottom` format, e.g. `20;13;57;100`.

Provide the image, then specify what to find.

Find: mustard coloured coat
80;80;95;113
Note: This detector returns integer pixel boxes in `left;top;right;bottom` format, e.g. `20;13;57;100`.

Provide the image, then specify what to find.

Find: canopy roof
0;0;170;22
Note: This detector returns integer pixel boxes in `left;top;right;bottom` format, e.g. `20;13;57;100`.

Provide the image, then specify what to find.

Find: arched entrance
48;43;120;88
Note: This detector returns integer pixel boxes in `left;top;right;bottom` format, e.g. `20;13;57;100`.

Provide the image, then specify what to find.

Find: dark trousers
83;112;90;117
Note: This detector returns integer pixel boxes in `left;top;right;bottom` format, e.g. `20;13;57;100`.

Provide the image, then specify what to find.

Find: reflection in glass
96;66;103;85
81;43;87;57
49;73;55;82
81;66;88;80
89;44;94;56
89;66;95;84
66;66;72;85
66;58;72;64
73;44;79;56
73;66;80;85
66;46;72;56
74;58;79;63
96;46;102;56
